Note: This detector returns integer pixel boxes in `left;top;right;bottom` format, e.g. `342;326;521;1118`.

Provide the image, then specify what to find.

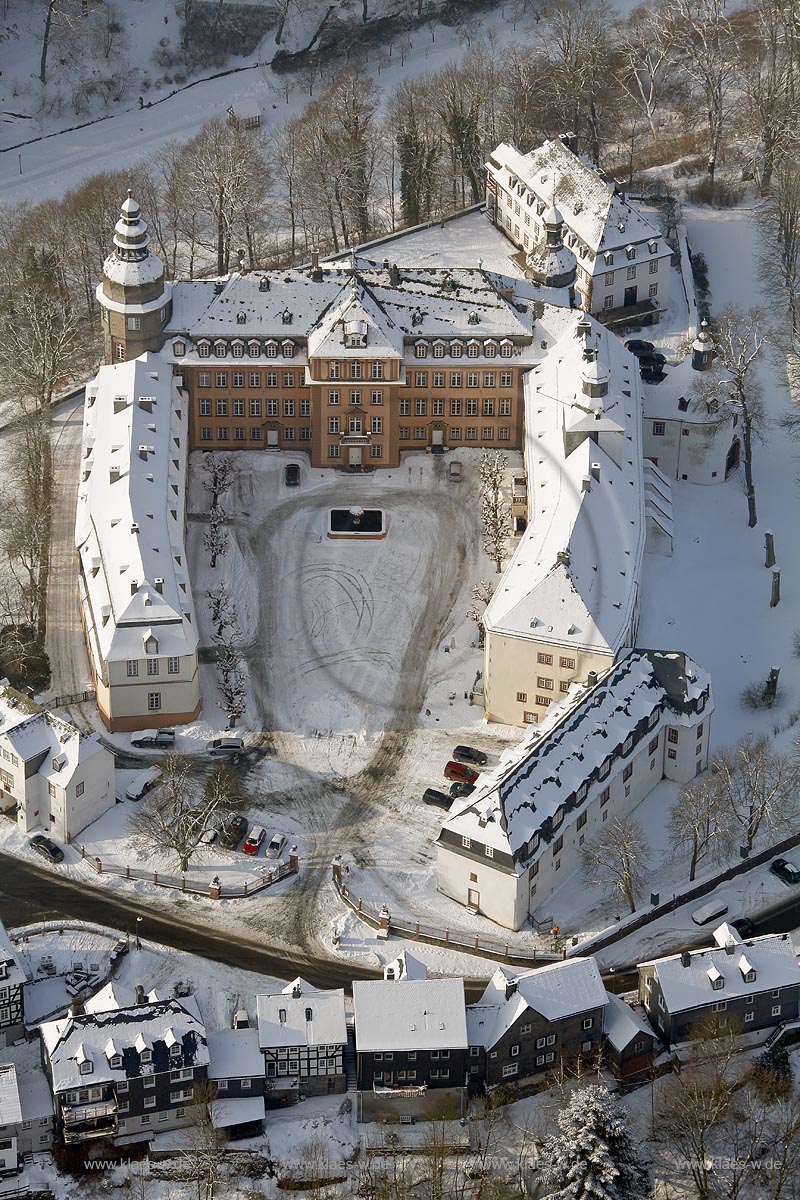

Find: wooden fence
78;845;297;899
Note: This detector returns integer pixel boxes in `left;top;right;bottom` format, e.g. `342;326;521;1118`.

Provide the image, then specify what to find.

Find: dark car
450;781;476;799
130;728;175;749
770;857;800;886
444;761;480;784
638;352;666;369
640;368;667;385
30;834;64;864
422;788;453;809
217;813;248;849
284;463;301;487
625;339;655;356
452;745;488;767
731;916;755;939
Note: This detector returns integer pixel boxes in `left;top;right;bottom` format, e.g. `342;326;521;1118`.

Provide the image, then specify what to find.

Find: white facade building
437;649;713;931
0;685;113;844
486;138;672;319
75;353;199;732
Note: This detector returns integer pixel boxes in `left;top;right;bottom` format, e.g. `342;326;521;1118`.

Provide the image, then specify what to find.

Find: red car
242;825;266;855
444;761;479;784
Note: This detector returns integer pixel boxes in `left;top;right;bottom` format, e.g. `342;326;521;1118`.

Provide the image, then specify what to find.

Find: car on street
449;781;476;799
452;744;488;766
444;761;480;784
625;339;655;357
691;898;729;926
242;826;266;855
267;833;287;859
125;767;162;801
448;460;463;482
130;729;175;749
216;813;248;848
770;857;800;886
30;834;64;864
422;788;453;809
206;736;245;757
284;463;301;486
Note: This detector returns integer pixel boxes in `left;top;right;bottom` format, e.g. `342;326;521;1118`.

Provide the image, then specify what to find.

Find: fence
49;689;95;708
77;844;297;899
331;861;560;968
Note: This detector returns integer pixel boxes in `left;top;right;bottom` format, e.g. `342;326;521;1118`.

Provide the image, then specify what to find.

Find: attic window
236;311;246;324
214;341;226;358
79;1060;93;1075
678;397;689;412
707;965;724;989
626;246;636;261
110;1054;122;1068
604;252;613;266
248;340;260;357
279;1008;287;1023
172;341;186;357
144;635;158;655
648;240;658;254
140;1049;153;1063
198;341;210;358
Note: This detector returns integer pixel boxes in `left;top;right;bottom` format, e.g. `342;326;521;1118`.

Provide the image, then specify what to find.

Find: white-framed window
485;846;494;858
127;316;142;331
502;1063;518;1078
772;1005;782;1016
147;693;161;711
649;283;658;298
127;660;139;677
147;658;159;676
168;657;180;674
462;836;471;848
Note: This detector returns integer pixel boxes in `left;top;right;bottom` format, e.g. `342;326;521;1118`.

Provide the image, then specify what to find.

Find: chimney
109;466;121;484
69;997;85;1017
310;251;319;273
138;445;149;461
587;670;599;688
389;263;400;287
382;257;390;270
725;941;735;956
681;952;691;968
154;578;164;594
135;984;146;1004
581;475;591;494
504;979;518;1001
292;982;301;999
590;462;601;481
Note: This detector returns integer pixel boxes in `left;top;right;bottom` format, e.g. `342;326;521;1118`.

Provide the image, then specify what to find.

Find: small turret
692;319;715;372
526;195;577;291
96;191;172;364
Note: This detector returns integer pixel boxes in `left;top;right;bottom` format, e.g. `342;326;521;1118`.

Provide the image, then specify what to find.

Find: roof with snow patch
353;978;468;1053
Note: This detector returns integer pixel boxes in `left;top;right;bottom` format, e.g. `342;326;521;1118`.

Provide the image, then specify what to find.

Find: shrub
752;1044;793;1101
741;678;782;710
685;177;740;207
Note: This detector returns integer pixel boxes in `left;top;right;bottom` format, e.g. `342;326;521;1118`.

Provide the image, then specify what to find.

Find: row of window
200;427;311;443
200;398;312;417
0;748;19;767
413;339;513;360
374;1069;449;1082
193;339;297;360
399;427;511;441
603;261;659;284
602;283;658;309
398;398;512;416
127;658;180;677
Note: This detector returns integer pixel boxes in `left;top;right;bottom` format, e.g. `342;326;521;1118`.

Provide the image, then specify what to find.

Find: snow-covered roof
307;279;403;360
640;352;735;425
255;983;346;1051
641;931;800;1014
207;1030;264;1081
352;978;468;1053
0;1063;22;1127
439;650;712;861
210;1095;264;1129
0;684;107;789
84;982;159;1015
483;312;644;654
468;960;607;1048
488;140;667;259
603;992;655;1052
0;919;26;991
75;352;197;664
16;1067;53;1123
383;950;429;981
41;996;208;1093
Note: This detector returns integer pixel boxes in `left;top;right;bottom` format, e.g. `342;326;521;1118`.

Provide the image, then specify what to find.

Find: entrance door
432;429;444;447
349;446;362;468
467;888;480;909
266;429;278;448
624;285;638;307
725;438;741;478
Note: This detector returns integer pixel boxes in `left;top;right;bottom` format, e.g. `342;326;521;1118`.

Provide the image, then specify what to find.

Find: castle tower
526;199;577;292
96;191;172;364
691;319;715;372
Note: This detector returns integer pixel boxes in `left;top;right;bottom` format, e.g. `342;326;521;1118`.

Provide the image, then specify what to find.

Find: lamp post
136;916;142;952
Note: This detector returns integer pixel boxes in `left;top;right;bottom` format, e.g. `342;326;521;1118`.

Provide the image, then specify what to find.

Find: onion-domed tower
96;191;172;364
526;200;577;292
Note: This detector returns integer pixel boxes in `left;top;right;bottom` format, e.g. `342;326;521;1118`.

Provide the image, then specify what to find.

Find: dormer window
144;635;158;655
79;1060;93;1075
248;340;260;358
623;734;633;755
598;758;611;780
415;342;428;359
712;976;724;990
604;252;614;266
235;311;246;325
282;341;295;358
214;341;226;358
266;341;278;358
198;341;210;358
707;965;724;989
484;340;497;358
648;240;658;254
500;340;513;358
626;246;636;261
648;710;659;729
433;342;445;358
110;1054;122;1068
141;1048;152;1063
576;782;588;803
172;340;186;357
451;341;463;358
232;340;244;357
170;1042;182;1057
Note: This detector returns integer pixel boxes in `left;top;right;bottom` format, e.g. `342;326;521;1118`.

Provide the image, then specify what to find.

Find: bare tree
467;579;495;648
617;2;675;142
582;816;650;913
215;634;247;728
128;756;244;873
202;454;233;510
179;1079;226;1200
668;772;727;881
736;0;799;194
713;734;798;854
479;451;511;573
207;585;236;638
203;507;228;569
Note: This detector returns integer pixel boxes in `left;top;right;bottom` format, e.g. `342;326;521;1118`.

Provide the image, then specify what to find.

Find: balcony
62;1099;118;1144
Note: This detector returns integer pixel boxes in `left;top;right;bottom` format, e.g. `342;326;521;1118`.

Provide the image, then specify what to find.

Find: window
648;736;659;753
466;427;477;440
249;342;261;358
599;787;610;806
535;695;552;707
267;372;278;387
500;342;513;358
668;729;679;744
127;315;142;331
582;1017;593;1030
147;658;159;677
502;1063;518;1078
652;421;665;436
432;398;444;416
415;399;427;416
623;763;633;782
250;398;262;417
217;427;228;441
416;344;428;358
329;390;340;405
399;426;410;439
127;660;139;677
415;427;425;440
370;444;382;459
467;398;478;416
668;748;677;760
283;399;295;417
552;835;563;856
577;811;587;830
329;445;340;458
233;397;245;417
516;691;527;703
199;371;211;387
500;371;512;387
283;371;294;387
200;427;212;441
372;362;383;380
649;283;658;298
329;417;340;434
697;723;704;738
744;1012;754;1023
462;836;471;848
649;259;658;274
451;427;461;440
605;271;614;285
144;1095;156;1109
371;389;383;404
537;652;553;665
623;734;633;754
350;391;361;406
626;265;636;279
604;295;613;309
537;677;553;690
712;1001;727;1012
371;416;383;434
485;846;494;858
772;1005;782;1017
300;398;311;417
232;371;244;388
484;372;496;388
216;397;228;416
467;372;479;388
232;343;244;359
148;693;161;711
482;427;493;440
451;372;462;388
267;399;277;416
283;344;295;359
215;372;227;388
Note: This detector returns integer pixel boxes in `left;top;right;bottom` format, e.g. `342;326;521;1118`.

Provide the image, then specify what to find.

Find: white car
267;833;287;859
125;767;162;801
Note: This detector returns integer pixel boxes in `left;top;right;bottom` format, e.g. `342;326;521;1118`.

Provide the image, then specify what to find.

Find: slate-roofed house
352;977;469;1121
639;925;800;1048
466;959;608;1090
207;1028;265;1137
256;978;347;1100
602;991;657;1086
0;922;26;1049
437;648;712;931
0;1061;54;1172
40;995;209;1145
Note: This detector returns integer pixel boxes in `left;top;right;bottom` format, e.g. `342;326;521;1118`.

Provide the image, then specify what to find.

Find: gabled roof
307;279;403;360
255;984;346;1051
0;919;26;991
384;949;428;981
641;930;800;1015
603;992;655;1052
0;685;107;789
468;959;607;1048
207;1030;264;1080
0;1063;22;1127
352;978;468;1053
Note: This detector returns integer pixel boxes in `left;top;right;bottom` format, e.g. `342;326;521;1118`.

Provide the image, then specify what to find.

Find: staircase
344;1016;357;1092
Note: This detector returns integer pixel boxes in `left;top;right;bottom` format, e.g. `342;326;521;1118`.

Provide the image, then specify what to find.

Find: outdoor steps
345;1017;357;1092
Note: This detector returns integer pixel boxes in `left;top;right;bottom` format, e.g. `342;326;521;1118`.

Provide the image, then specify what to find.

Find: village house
602;991;658;1087
352;977;469;1122
40;988;209;1145
0;922;26;1050
437;648;712;931
206;1027;266;1138
466;959;608;1090
486;136;672;322
0;685;114;843
0;1062;54;1173
639;923;800;1048
256;978;347;1100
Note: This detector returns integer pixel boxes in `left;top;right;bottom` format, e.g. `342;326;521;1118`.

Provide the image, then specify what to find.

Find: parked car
452;744;488;766
130;728;175;749
30;834;64;864
125;767;162;801
267;832;287;859
199;827;218;845
284;463;301;487
216;813;248;848
625;339;655;357
448;460;463;482
770;857;800;886
444;761;480;784
691;898;729;926
640;368;667;385
242;826;266;855
449;781;476;799
638;352;666;369
422;788;453;809
731;916;756;939
206;736;245;757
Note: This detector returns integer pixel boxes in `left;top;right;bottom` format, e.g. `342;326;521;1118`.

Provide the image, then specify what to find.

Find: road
43;393;94;710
